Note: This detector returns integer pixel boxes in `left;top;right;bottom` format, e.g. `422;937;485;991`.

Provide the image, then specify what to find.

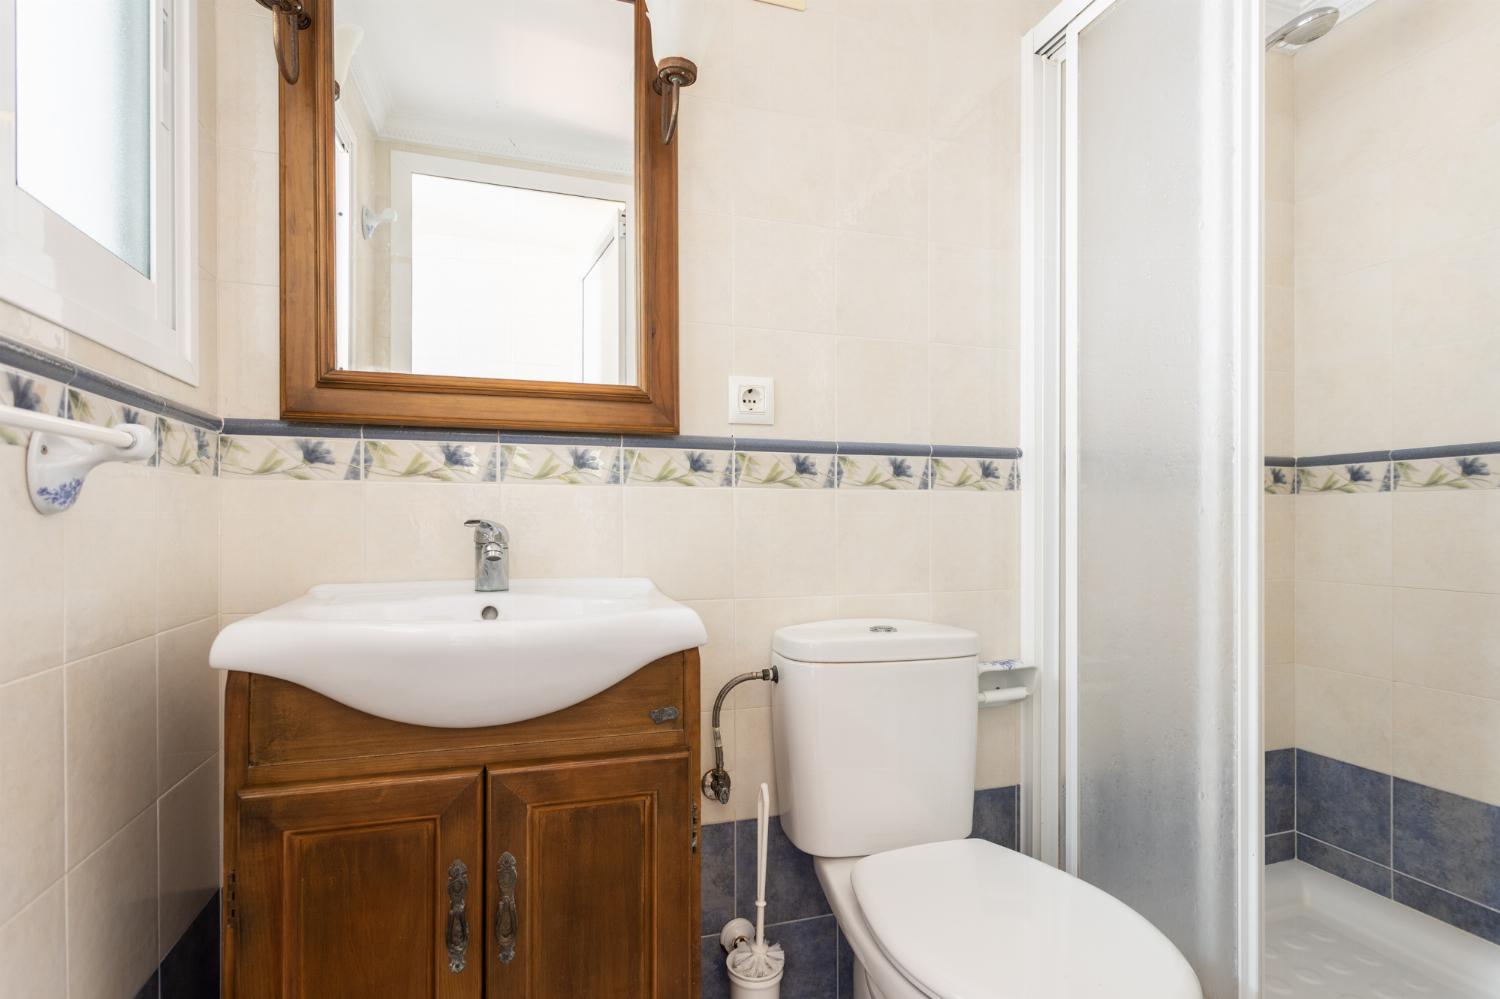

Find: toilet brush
727;783;785;987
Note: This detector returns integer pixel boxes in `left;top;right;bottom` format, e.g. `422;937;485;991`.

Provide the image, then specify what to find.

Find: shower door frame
1020;1;1264;995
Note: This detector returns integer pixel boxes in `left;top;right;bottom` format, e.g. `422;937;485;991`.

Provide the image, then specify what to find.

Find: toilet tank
771;620;980;858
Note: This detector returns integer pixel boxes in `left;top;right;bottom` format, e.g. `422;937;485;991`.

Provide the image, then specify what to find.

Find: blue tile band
1267;750;1500;945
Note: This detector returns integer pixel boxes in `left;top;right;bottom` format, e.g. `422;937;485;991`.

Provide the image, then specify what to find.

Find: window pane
16;0;153;276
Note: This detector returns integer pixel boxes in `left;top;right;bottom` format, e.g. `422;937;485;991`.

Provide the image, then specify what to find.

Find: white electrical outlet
728;376;775;426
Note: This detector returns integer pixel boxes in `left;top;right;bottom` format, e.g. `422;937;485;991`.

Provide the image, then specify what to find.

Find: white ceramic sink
209;578;707;728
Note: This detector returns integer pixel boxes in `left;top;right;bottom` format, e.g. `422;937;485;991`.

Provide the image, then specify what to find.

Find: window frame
385;149;635;381
0;0;198;383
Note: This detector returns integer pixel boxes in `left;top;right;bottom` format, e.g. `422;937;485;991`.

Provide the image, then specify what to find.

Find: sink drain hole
481;606;499;620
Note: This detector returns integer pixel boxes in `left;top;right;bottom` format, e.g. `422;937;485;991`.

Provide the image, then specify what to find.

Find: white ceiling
338;0;635;176
1265;0;1381;48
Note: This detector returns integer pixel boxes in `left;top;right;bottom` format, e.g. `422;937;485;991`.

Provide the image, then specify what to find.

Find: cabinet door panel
487;753;694;999
235;770;484;999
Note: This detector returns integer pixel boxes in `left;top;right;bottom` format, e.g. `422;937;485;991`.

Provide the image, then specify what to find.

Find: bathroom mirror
279;0;681;433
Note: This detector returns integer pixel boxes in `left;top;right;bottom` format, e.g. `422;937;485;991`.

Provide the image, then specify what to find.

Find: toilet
770;620;1203;999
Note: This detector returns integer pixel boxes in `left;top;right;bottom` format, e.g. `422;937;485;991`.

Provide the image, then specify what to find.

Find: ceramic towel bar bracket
977;659;1035;707
0;404;156;514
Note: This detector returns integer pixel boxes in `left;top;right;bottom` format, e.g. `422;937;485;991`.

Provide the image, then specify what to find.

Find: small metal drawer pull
446;860;470;973
496;852;519;964
649;705;679;725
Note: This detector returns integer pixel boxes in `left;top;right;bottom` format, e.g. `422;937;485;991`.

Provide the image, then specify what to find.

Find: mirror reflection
331;0;637;385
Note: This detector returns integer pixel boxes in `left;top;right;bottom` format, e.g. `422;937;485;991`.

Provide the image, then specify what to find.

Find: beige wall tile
216;281;280;418
679;323;735;438
931;590;1018;662
731;0;835;119
732;219;835;333
157;620;219;792
731;328;836;441
216;147;279;287
682;599;734;714
215;10;278;153
1393;491;1500;593
976;701;1022;790
0;883;66;999
1265;580;1294;667
157;757;220;960
63;464;158;662
157;473;220;630
1265;496;1295;582
0;449;63;684
1293;168;1392;288
930;243;1007;350
500;483;622;579
1293;352;1391;456
835;125;928;239
834;592;933;621
834;339;930;444
1391;336;1500;451
219;480;365;614
1391;230;1500;354
1392;587;1500;701
835;230;928;342
929;345;1004;447
1393;683;1500;808
732;490;836;598
733;705;777;821
362;483;502;582
1266;661;1296;752
0;670;65;925
680;212;734;326
731;107;837;227
931;491;1017;593
622;487;734;601
732;596;838;709
1294;494;1391;585
67;808;158;999
835;9;928;135
66;639;158;865
1295;664;1391;773
836;491;930;594
1293;580;1392;679
678;98;735;216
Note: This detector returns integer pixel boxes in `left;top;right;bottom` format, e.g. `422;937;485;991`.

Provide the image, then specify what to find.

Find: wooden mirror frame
279;0;679;434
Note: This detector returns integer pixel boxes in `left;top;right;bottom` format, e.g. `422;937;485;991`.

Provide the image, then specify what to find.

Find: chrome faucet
464;519;510;592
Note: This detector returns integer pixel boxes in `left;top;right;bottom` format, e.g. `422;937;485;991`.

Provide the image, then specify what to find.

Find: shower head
1266;6;1339;49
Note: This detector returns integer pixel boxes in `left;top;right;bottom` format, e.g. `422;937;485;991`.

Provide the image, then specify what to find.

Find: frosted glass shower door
1028;0;1262;996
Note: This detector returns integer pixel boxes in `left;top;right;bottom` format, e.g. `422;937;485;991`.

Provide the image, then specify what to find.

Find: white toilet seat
816;839;1203;999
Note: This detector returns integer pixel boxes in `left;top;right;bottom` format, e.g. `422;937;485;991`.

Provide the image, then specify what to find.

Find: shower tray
1265;861;1500;999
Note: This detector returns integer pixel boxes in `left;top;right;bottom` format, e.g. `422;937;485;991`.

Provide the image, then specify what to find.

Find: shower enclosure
1261;0;1500;994
1021;1;1263;997
1025;0;1500;996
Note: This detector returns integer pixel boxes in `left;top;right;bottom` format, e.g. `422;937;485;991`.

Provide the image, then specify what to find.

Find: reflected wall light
647;0;718;144
333;24;365;101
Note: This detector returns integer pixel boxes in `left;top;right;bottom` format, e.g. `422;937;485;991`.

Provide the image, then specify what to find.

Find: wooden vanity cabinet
223;650;701;999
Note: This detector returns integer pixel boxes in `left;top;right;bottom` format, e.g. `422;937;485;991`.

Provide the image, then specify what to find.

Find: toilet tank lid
772;620;979;663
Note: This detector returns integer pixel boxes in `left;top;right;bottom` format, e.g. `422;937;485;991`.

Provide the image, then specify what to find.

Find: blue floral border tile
625;447;731;487
1264;466;1294;494
360;439;498;484
1295;462;1389;495
1392;456;1500;491
732;451;831;488
932;456;1016;491
837;454;930;490
66;388;157;465
500;442;619;485
219;435;362;480
0;364;66;448
156;417;218;476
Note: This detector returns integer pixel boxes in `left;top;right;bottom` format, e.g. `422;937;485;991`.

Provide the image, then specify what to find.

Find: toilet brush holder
726;962;783;998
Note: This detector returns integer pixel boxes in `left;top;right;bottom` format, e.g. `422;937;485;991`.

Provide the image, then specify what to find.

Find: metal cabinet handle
446;860;470;973
496;852;519;964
